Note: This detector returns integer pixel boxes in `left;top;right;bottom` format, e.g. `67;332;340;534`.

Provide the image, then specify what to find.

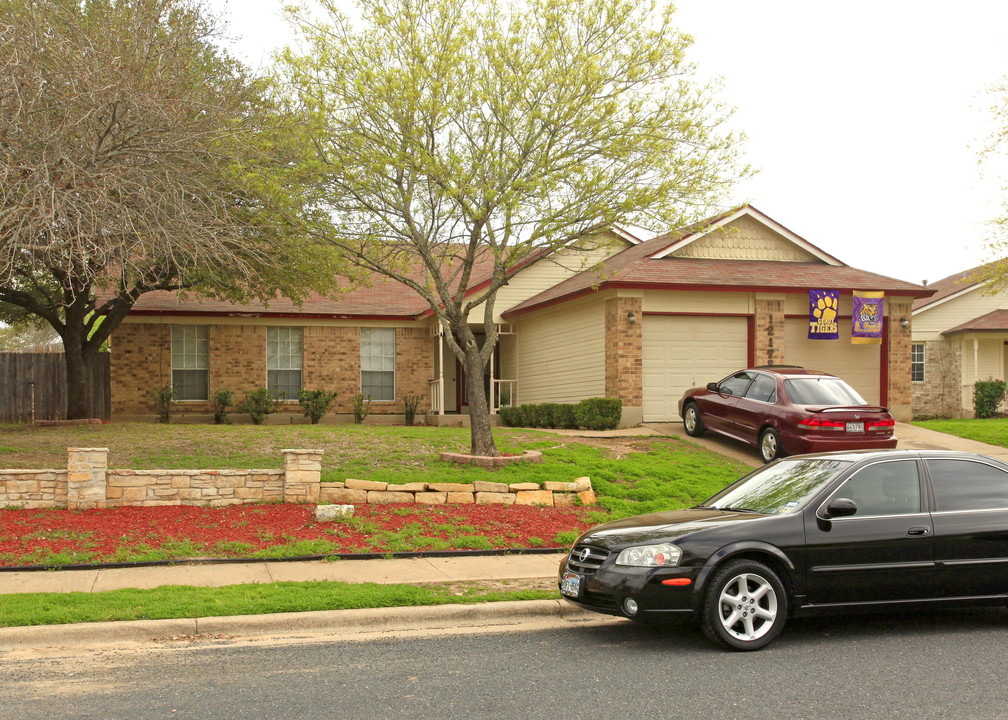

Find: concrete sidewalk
0;553;566;595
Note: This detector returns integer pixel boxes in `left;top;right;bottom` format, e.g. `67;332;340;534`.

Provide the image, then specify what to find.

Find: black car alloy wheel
701;559;788;651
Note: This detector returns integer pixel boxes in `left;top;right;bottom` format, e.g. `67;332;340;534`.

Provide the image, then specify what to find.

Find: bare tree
0;0;347;418
279;0;749;455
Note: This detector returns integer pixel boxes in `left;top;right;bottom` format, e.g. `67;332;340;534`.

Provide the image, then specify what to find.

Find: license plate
846;422;865;433
560;571;582;598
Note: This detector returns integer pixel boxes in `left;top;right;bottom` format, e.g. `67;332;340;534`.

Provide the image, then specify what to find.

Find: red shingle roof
502;235;930;318
912;262;991;311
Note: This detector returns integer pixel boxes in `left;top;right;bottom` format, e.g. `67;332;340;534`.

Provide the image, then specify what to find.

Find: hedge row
499;397;622;430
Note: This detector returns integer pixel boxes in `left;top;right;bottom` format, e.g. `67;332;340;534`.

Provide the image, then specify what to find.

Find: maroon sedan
678;366;897;463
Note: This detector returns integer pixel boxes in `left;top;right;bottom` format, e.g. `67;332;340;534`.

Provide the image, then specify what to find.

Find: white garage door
642;315;748;422
784;319;881;405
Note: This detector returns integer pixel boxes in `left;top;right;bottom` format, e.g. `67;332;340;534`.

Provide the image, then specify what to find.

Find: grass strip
913;419;1008;449
0;581;559;628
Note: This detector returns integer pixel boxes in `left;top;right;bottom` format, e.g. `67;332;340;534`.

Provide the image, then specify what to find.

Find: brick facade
886;300;913;421
111;321;433;420
911;338;963;418
604;296;642;407
754;296;785;366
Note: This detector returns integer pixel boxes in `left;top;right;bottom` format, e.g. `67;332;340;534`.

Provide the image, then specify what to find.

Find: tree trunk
462;346;498;456
63;335;98;420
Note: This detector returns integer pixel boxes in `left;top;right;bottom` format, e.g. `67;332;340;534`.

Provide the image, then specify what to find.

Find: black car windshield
784;377;866;406
704;458;852;515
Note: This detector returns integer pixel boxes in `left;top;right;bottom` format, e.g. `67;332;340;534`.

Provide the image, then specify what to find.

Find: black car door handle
907;526;930;537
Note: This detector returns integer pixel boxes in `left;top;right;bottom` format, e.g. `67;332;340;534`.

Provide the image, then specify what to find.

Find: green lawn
0;580;559;628
0;422;751;519
913;418;1008;449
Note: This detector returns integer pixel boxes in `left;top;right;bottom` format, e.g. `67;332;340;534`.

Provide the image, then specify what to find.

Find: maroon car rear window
784;377;866;406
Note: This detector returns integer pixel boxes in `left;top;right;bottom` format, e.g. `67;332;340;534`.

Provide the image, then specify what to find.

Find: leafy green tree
0;0;350;418
278;0;749;455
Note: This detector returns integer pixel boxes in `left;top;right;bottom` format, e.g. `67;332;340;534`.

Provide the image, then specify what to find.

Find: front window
829;460;921;516
784;377;866;406
911;343;925;382
361;327;395;401
703;458;851;515
718;371;756;396
267;327;302;399
171;325;208;401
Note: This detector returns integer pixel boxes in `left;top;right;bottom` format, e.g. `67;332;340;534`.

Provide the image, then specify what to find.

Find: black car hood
577;508;771;550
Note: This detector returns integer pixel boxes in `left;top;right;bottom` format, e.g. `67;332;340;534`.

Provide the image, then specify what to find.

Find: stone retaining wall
0;449;594;509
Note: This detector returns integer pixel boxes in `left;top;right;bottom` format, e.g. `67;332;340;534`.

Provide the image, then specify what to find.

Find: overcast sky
209;0;1008;287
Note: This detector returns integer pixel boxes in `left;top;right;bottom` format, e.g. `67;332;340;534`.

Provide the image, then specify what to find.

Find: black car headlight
614;543;681;567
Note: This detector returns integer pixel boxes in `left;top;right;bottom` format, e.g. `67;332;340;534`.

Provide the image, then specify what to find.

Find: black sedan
559;450;1008;650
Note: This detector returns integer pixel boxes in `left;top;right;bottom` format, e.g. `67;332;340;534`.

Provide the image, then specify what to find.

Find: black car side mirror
824;498;857;519
706;382;719;392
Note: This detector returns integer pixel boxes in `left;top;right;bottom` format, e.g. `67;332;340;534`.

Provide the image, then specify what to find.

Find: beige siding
469;233;627;324
670;216;820;262
643;290;753;315
784;319;881;405
514;298;605;404
912;285;1005;341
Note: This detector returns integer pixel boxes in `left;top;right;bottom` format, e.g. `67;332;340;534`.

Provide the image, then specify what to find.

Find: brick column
754;295;785;366
887;300;913;422
604;296;643;426
282;449;323;503
67;447;108;509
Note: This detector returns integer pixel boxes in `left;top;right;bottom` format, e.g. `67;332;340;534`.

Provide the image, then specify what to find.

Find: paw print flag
852;291;884;344
808;289;840;340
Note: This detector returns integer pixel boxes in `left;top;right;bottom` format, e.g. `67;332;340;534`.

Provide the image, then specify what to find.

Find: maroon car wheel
683;403;705;437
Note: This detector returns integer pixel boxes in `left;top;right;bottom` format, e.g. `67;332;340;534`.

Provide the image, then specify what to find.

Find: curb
0;599;594;650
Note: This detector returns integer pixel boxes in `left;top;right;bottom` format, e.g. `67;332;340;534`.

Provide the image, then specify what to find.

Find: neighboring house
110;205;931;424
911;262;1008;417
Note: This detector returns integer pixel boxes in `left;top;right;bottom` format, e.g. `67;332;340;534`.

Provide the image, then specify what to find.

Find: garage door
642;315;748;422
784;319;881;405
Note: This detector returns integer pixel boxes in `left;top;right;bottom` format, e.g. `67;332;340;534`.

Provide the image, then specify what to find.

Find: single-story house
911;262;1008;417
111;205;932;424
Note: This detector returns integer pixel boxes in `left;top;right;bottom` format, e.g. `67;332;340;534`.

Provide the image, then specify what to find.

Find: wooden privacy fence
0;352;110;422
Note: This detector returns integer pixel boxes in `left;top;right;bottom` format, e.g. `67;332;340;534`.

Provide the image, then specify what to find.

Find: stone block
415;492;447;505
315;504;355;522
553;493;577;507
471;456;495;468
473;481;508;493
476;492;516;505
446;492;475;504
430;483;473;492
515;490;554;506
578;489;597;505
509;483;539;491
325;488;368;504
345;479;388;491
388;482;427;492
544;481;578;492
574;477;593;492
367;490;415;504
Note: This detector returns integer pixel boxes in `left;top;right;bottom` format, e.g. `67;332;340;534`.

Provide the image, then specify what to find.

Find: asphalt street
3;606;1008;720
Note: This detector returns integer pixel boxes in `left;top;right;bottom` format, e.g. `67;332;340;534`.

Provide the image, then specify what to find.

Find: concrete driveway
645;421;1008;466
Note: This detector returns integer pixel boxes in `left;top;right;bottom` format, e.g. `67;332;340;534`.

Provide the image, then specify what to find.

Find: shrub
298;390;337;424
973;378;1007;419
573;397;622;430
403;392;420;425
240;387;281;425
499;405;523;427
352;393;371;424
152;385;177;424
554;403;577;429
212;388;234;425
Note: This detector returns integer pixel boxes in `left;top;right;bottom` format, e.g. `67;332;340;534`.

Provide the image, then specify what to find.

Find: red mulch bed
0;503;596;567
